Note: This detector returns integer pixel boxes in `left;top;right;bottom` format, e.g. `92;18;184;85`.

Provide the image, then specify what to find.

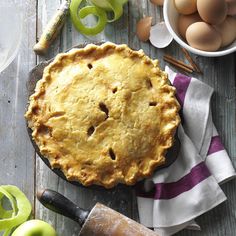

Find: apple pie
25;42;180;188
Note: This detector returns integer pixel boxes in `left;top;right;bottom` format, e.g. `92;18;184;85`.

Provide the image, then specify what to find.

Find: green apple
12;220;57;236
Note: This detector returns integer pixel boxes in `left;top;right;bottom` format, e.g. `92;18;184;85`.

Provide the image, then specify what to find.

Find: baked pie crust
25;42;180;188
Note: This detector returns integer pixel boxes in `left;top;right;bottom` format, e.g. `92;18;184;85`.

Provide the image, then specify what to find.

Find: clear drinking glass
0;1;23;73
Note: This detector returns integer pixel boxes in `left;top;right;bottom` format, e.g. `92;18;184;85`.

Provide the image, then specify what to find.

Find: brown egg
197;0;227;25
174;0;197;15
215;16;236;47
150;0;164;6
227;1;236;16
136;17;153;42
186;22;222;51
178;13;202;39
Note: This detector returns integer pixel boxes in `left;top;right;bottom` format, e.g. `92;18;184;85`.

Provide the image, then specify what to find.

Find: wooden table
0;0;235;235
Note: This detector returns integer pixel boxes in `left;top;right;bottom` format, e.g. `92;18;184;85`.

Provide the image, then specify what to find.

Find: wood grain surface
0;0;235;235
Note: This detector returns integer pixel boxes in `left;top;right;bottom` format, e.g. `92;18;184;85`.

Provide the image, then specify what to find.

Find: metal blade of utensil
37;189;158;236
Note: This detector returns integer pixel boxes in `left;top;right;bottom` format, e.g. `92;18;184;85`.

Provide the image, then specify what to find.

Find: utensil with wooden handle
37;189;158;236
33;0;70;55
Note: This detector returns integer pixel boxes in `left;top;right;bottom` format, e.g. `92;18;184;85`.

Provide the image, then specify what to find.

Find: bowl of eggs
163;0;236;57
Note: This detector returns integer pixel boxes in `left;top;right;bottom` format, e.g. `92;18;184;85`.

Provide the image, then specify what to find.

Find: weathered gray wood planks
0;0;36;208
0;0;235;235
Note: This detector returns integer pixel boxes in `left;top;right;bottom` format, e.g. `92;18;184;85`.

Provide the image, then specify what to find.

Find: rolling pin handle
37;189;89;226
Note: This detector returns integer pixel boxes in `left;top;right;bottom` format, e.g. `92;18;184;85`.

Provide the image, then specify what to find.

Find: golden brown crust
25;42;180;188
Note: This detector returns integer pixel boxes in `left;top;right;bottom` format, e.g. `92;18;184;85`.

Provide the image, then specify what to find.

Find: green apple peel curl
0;185;32;236
70;0;128;35
91;0;127;22
70;0;107;35
0;190;16;219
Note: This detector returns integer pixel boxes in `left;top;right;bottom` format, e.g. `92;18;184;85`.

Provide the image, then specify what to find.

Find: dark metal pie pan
26;42;181;189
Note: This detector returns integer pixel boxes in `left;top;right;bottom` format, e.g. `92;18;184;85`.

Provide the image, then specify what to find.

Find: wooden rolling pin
37;189;158;236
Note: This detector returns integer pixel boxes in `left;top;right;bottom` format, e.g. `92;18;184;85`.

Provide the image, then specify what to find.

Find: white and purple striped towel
136;66;236;236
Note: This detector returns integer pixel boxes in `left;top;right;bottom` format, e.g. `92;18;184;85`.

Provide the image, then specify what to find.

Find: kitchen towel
136;66;236;236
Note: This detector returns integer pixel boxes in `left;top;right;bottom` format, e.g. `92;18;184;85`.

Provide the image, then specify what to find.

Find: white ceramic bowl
0;1;23;73
163;0;236;57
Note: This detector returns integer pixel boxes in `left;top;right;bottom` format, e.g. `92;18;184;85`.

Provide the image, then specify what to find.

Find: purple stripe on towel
173;74;191;106
207;136;224;156
154;162;211;199
136;162;211;200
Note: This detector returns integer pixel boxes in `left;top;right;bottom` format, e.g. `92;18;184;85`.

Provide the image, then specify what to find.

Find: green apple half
12;220;57;236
